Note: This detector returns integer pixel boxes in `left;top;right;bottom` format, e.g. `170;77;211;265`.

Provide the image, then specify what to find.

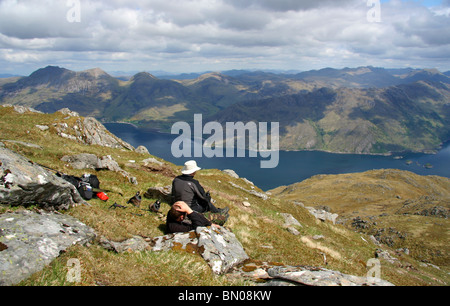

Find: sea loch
105;123;450;191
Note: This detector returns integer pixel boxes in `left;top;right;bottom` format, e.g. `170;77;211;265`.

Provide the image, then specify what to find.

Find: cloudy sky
0;0;449;76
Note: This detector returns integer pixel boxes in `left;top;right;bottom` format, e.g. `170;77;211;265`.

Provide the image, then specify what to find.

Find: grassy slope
0;107;448;286
271;170;450;269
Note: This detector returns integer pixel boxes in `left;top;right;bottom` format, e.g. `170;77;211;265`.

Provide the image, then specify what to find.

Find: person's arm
176;201;212;229
189;211;212;228
167;220;194;234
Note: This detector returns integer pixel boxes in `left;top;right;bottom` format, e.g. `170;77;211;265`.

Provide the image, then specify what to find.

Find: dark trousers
190;200;220;214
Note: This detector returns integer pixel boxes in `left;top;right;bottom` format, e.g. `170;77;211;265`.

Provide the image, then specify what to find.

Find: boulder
280;213;302;235
0;210;96;286
229;182;269;200
281;213;302;228
144;185;173;203
306;207;339;224
1;147;84;210
223;169;239;179
57;108;79;117
61;153;101;170
151;226;249;275
265;266;394;286
135;146;150;154
61;153;137;185
197;226;249;275
99;236;151;253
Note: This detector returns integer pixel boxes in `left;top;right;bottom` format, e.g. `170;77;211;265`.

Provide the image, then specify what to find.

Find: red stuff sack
96;192;109;201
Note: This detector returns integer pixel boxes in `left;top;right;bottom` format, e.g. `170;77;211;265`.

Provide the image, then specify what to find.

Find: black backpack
61;173;100;200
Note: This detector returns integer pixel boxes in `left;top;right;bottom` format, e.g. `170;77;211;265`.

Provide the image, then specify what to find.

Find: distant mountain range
1;65;449;154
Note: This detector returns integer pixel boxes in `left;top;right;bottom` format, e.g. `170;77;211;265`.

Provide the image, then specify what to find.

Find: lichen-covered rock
306;207;339;224
197;226;249;275
99;236;150;253
144;186;173;203
0;210;96;286
266;266;394;286
150;227;249;275
80;117;134;150
1;147;84;210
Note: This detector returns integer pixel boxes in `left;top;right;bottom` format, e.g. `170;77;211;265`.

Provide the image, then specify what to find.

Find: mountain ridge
1;65;449;154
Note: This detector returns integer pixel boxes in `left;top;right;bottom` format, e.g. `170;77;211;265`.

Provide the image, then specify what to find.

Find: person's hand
174;201;193;215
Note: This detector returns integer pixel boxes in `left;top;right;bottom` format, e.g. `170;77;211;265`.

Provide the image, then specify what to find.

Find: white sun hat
181;160;202;175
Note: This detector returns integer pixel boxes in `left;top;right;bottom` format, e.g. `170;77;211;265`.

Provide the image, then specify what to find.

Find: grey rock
152;231;200;253
35;125;50;131
61;153;137;185
1;147;84;210
57;108;79;117
142;157;164;167
151;227;249;275
287;227;300;236
375;249;398;264
61;153;101;170
306;207;339;224
9;105;43;114
415;206;449;219
144;185;173;203
229;182;269;201
0;211;96;286
135;146;149;154
99;236;150;253
267;266;394;286
81;117;134;150
281;213;302;228
223;169;239;179
197;226;249;275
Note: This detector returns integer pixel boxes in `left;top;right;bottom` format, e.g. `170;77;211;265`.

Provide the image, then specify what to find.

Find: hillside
270;170;450;267
212;81;450;154
1;66;450;154
1;106;449;286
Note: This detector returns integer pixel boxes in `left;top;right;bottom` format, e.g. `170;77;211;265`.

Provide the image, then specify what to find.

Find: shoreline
104;122;448;157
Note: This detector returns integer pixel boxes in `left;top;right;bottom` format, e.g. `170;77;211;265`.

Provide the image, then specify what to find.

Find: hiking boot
203;212;229;226
219;207;230;214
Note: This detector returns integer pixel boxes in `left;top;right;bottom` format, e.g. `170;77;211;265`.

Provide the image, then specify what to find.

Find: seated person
172;160;229;215
166;201;216;234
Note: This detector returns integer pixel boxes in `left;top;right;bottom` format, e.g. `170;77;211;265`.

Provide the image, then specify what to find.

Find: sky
0;0;449;76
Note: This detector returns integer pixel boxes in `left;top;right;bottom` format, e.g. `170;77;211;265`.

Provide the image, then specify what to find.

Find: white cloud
0;0;448;75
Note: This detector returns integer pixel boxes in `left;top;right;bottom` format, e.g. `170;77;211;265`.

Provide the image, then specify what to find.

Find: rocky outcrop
99;226;249;275
151;226;249;275
0;146;84;210
264;266;394;286
229;260;395;286
99;235;151;253
47;111;134;151
229;182;269;201
61;153;137;185
281;213;303;236
144;185;173;203
0;210;96;286
80;117;134;150
306;206;339;224
2;105;43;114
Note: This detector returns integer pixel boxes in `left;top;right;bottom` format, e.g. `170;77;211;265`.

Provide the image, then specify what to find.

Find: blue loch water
105;123;450;191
